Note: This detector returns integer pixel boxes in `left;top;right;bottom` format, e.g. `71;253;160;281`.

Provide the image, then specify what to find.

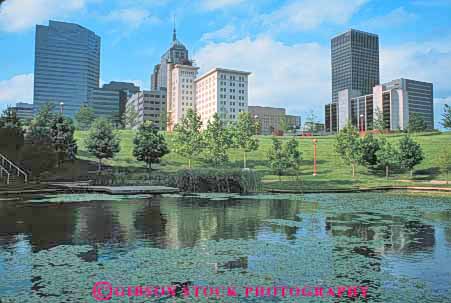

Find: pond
0;192;450;302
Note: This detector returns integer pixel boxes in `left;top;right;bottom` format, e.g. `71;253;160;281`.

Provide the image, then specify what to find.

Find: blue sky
1;0;451;128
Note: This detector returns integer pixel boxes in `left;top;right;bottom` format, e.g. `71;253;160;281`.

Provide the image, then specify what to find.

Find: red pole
313;139;317;176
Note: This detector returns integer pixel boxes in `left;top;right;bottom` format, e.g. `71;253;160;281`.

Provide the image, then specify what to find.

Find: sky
0;0;451;128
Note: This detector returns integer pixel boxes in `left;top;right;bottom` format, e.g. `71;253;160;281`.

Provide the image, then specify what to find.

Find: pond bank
268;185;451;194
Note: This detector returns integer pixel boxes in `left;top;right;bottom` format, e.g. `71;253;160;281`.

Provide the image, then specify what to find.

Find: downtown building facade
89;82;140;126
11;103;34;122
334;79;434;132
195;68;251;129
326;29;434;132
126;90;167;130
248;106;301;135
33;20;100;118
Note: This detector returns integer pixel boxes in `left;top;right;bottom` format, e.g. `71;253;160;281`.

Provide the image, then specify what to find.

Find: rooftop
195;68;252;82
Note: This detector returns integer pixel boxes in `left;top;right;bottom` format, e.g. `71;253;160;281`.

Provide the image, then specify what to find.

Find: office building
327;78;434;132
325;103;338;132
151;27;192;91
102;81;140;119
167;64;199;131
11;102;34;122
89;88;121;124
33;20;100;117
195;68;251;129
126;90;167;130
89;82;140;125
331;29;379;104
248;106;301;135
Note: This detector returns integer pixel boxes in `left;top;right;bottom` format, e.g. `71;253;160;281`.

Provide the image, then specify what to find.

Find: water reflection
0;192;450;301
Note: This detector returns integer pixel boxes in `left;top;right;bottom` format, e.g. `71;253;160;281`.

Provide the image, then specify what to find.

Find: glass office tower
331;29;379;103
33;20;100;117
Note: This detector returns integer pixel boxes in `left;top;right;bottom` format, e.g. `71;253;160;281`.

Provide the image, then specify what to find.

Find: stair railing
0;153;28;183
0;165;10;185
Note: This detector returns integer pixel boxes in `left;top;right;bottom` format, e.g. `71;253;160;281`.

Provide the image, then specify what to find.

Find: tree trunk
447;170;449;185
410;169;413;178
385;166;389;179
148;162;152;179
352;163;355;177
243;151;247;169
97;159;102;172
188;158;191;169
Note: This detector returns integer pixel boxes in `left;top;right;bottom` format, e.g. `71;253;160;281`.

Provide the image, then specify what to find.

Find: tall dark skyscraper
331;29;379;103
33;20;100;117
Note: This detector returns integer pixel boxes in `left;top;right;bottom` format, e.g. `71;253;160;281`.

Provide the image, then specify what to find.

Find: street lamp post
312;139;318;176
60;102;64;115
359;114;364;133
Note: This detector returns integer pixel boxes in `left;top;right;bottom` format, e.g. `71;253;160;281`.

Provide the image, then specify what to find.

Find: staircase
0;153;28;185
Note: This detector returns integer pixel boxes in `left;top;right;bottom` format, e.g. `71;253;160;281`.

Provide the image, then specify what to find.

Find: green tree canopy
407;113;428;133
202;113;232;167
0;107;21;128
50;116;78;167
75;106;96;130
133;121;169;175
360;134;381;167
232;112;259;168
267;137;288;180
85;118;121;171
398;135;424;177
335;121;362;177
171;108;203;168
441;104;451;130
438;149;451;185
284;137;302;174
375;139;399;178
372;107;386;132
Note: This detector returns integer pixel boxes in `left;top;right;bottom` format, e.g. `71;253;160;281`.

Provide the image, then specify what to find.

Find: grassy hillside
74;130;451;190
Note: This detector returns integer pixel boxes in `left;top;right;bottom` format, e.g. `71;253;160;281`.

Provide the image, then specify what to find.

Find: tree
133;121;169;176
335;121;362;177
360;134;381;167
232;112;259;169
123;106;139;129
438;149;451;185
75;106;96;130
279;116;289;133
375;139;399;178
171;108;203;168
398;135;424;177
50;116;78;167
267;137;288;181
284;137;302;174
21;128;57;180
85;118;121;171
0;107;24;159
407;113;428;133
305;110;318;132
159;111;168;131
29;102;56;138
202;113;232;167
373;107;386;132
441;104;451;130
0;107;21;128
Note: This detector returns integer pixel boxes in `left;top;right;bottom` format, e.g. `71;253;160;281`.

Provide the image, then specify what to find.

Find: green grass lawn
74;130;451;191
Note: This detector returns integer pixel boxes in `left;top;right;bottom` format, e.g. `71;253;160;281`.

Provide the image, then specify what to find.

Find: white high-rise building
195;68;251;128
167;64;199;131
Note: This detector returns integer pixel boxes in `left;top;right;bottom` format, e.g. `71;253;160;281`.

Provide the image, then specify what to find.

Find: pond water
0;192;450;302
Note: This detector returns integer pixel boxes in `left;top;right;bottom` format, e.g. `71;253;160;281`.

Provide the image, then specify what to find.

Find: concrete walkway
50;183;179;195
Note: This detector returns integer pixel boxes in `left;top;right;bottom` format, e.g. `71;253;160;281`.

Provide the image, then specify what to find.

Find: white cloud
195;37;330;118
265;0;367;32
201;24;237;41
200;0;244;11
381;39;451;96
0;0;89;32
104;8;160;29
362;7;416;29
0;74;34;107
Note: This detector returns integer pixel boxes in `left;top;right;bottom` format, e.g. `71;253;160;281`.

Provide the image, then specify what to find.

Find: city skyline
1;0;451;128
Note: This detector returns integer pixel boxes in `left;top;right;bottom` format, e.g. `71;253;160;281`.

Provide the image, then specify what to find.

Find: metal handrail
0;153;28;183
0;165;10;185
